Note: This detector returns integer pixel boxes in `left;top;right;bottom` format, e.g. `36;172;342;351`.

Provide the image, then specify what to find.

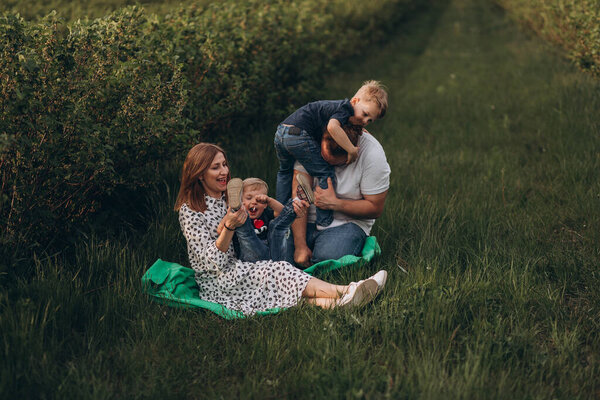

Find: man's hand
294;245;312;268
346;146;359;164
314;177;339;210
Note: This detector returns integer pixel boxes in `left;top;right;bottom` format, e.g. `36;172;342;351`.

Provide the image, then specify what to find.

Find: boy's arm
267;197;284;217
327;119;359;163
255;194;284;217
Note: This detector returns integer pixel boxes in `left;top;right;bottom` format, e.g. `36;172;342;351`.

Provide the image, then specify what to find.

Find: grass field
2;0;599;398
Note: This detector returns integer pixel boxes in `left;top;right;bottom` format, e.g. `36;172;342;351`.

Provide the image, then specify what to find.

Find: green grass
2;0;600;398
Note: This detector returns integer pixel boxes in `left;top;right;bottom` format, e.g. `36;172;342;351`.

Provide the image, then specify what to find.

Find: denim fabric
234;217;269;262
235;199;297;264
274;124;334;226
306;222;366;264
267;199;296;264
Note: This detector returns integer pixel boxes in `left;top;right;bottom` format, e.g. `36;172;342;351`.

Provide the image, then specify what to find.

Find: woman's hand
216;219;225;235
223;205;247;230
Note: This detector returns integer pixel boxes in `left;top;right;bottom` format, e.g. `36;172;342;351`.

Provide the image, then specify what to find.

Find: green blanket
141;236;380;319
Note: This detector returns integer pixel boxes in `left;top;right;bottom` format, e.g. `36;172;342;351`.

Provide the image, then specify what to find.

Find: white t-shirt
294;132;390;235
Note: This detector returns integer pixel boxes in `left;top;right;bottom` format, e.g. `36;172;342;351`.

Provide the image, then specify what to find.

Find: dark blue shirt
253;208;274;241
282;99;354;142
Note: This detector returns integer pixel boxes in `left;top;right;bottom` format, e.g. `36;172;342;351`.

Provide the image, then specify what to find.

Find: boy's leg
281;130;335;227
274;125;295;204
234;217;270;262
268;199;297;264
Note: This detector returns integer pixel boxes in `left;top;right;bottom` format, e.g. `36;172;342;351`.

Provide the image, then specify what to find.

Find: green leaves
0;0;415;249
496;0;600;78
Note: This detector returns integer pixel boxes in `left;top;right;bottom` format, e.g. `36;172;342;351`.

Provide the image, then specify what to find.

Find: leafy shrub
0;0;418;254
0;0;205;22
496;0;600;78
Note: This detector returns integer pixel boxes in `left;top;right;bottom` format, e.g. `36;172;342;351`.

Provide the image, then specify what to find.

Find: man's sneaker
336;279;378;307
226;178;243;211
296;174;315;204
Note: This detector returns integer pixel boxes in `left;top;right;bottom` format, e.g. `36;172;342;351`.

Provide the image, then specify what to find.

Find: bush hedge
0;0;203;22
1;0;419;252
495;0;600;78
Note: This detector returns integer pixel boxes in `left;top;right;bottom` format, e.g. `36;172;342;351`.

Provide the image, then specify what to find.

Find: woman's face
201;152;229;198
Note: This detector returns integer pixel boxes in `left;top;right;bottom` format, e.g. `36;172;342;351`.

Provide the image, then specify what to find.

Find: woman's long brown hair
174;143;230;212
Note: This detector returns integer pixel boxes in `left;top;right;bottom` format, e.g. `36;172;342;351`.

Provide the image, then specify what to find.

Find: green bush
495;0;600;78
0;0;419;253
0;0;204;22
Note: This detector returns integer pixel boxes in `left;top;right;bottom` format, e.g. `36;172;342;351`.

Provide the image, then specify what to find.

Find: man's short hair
329;125;363;157
242;177;269;193
355;80;388;119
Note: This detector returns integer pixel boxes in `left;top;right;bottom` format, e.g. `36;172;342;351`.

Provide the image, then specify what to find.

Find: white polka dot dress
179;195;312;316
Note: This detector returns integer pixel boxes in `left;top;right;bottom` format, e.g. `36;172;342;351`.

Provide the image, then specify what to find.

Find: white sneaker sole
226;178;243;211
296;174;315;204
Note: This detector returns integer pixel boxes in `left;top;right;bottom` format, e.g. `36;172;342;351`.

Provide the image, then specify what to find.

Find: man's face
321;132;348;166
349;97;380;127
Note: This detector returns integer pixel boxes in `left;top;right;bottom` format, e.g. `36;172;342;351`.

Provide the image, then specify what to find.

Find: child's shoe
226;178;243;211
296;174;315;204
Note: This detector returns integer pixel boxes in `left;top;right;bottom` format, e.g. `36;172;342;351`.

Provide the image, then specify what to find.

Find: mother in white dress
174;142;387;316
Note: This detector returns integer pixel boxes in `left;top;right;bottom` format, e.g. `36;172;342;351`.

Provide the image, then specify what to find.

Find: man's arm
314;177;387;219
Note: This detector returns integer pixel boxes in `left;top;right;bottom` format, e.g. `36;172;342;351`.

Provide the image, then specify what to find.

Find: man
291;127;390;266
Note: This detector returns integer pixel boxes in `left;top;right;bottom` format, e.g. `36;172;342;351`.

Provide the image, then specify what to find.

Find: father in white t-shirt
292;128;390;266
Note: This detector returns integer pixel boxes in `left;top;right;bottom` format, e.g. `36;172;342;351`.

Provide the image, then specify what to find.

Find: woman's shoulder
179;203;205;220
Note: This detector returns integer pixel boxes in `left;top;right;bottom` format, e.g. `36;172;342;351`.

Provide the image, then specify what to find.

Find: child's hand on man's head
346;146;359;164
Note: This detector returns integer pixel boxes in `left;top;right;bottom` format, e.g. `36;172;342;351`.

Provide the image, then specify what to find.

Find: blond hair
354;80;388;118
242;177;268;194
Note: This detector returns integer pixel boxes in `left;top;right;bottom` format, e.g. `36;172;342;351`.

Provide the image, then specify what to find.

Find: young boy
225;177;310;264
274;80;388;228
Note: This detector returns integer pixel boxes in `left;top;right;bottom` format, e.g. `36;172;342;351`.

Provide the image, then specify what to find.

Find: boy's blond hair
354;80;388;119
242;177;268;194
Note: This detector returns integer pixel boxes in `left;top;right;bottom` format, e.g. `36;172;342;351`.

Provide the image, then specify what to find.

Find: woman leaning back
174;143;387;316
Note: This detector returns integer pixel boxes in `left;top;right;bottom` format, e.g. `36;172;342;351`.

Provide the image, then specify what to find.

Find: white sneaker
337;279;378;307
370;270;387;292
296;174;315;204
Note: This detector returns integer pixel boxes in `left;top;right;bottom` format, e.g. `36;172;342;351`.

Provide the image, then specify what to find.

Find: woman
174;143;387;315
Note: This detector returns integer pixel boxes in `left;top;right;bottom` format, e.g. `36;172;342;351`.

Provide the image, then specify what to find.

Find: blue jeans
306;222;366;264
274;124;334;227
235;199;297;264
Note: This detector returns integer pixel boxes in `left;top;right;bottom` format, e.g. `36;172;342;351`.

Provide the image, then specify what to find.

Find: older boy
274;80;388;228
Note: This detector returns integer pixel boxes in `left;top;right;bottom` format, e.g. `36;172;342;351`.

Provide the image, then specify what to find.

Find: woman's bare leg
302;277;347;299
305;297;338;309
